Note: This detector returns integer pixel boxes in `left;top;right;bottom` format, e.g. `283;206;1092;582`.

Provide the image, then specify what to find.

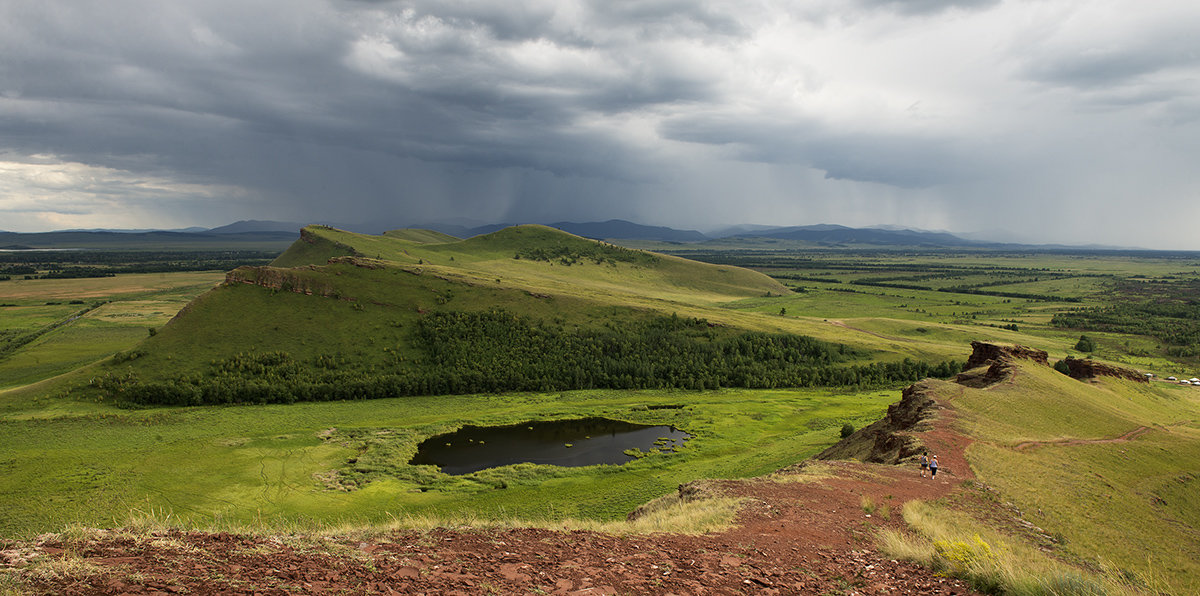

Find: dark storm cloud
659;114;978;188
0;0;679;203
1;1;1198;248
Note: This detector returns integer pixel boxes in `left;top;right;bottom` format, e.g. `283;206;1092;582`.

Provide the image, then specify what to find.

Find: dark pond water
409;417;692;475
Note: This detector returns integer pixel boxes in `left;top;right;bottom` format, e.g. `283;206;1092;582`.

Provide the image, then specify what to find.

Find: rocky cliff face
815;342;1049;464
963;341;1048;369
814;382;939;464
956;341;1049;388
1062;357;1149;383
224;266;337;298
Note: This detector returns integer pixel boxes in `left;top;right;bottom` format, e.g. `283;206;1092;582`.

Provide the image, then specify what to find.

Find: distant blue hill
732;224;980;246
5;219;1154;252
207;220;308;234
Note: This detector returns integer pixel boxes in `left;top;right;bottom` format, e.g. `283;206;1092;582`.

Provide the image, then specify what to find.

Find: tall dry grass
878;500;1170;596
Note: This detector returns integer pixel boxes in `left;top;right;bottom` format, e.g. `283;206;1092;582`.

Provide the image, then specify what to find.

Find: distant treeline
848;279;1083;302
1054;303;1200;356
676;252;1065;273
94;311;962;406
1052;279;1200;357
0;251;276;279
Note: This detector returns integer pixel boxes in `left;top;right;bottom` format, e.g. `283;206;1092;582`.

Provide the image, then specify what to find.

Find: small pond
408;417;691;475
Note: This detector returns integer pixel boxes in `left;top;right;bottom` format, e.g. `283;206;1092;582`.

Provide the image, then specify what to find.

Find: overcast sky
2;1;1198;248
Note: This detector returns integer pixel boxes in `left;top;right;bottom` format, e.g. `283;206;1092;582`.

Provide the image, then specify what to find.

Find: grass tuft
0;572;30;596
123;507;180;536
859;494;876;515
22;555;108;584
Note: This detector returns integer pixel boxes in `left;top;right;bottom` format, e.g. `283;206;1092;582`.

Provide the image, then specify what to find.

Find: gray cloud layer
1;0;1198;248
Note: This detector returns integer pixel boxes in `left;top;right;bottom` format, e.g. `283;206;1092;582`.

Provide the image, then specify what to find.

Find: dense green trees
513;242;658;267
99;310;962;407
1052;281;1200;357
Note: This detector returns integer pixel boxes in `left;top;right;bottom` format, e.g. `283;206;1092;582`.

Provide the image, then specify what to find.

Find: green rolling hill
89;225;960;406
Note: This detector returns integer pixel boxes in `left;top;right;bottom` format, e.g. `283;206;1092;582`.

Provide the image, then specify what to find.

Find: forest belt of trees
0;251;276;280
513;243;659;267
849;279;1081;302
95;311;963;407
0;305;97;360
1053;303;1200;357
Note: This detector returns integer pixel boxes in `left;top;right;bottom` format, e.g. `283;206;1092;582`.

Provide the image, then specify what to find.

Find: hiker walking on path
929;455;939;479
920;453;929;477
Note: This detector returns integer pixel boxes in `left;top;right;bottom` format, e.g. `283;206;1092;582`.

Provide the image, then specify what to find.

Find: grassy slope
258;226;986;365
124;225;931;384
382;228;460;243
945;361;1200;592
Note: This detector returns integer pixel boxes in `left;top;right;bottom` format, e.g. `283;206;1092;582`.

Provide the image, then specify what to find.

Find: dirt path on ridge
828;320;899;342
1013;426;1151;452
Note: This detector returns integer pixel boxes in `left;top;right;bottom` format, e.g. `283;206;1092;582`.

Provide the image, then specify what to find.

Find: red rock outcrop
1062;357;1149;383
955;341;1049;388
814;381;939;464
964;341;1048;369
224;266;338;298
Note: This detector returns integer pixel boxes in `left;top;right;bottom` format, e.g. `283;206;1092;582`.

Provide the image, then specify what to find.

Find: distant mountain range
0;219;1158;251
424;220;708;243
727;224;979;247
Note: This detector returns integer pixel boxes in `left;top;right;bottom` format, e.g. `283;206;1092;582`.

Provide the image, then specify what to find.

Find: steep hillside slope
947;344;1200;592
269;225;358;268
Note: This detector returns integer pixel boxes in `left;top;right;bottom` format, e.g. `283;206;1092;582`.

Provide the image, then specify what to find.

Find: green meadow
0;272;225;391
3;227;1200;592
0;386;893;537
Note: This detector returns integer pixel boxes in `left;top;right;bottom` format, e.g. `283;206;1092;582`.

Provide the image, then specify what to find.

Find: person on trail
929;455;939;479
920;452;929;477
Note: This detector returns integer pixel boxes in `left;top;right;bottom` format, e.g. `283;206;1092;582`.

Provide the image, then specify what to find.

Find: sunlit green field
0;272;224;390
0;386;894;537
